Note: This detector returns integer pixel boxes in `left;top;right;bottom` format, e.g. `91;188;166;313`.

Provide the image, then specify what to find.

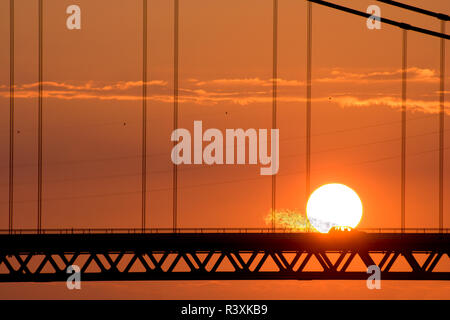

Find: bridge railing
0;228;311;234
0;227;449;234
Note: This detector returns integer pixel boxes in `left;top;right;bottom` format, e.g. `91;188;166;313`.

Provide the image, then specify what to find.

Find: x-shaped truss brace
0;249;448;281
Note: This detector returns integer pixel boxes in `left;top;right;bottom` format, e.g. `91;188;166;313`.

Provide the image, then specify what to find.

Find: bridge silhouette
2;0;449;282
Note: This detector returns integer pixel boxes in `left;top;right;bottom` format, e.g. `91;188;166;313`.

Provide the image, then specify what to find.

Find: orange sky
0;0;449;299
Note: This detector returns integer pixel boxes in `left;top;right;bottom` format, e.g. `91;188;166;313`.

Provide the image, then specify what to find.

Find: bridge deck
0;232;449;252
0;233;449;282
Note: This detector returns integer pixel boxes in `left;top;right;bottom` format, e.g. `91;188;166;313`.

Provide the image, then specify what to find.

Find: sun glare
306;183;363;233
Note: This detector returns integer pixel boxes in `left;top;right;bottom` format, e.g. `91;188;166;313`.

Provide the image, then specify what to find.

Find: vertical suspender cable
401;29;407;232
173;0;179;233
9;0;14;234
38;0;43;233
272;0;278;231
306;2;312;202
142;0;148;232
439;20;445;232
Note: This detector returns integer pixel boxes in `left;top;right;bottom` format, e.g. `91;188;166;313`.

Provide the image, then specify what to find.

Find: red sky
0;0;449;299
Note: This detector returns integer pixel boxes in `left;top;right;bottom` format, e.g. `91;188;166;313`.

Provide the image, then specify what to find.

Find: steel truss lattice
0;233;449;282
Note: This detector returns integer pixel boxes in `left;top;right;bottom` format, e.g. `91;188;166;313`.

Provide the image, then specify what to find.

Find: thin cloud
334;96;445;115
197;78;268;87
0;70;445;115
320;67;440;83
194;78;305;87
19;80;167;91
0;87;444;115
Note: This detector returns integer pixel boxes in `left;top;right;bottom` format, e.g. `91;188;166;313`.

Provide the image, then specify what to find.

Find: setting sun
306;184;363;233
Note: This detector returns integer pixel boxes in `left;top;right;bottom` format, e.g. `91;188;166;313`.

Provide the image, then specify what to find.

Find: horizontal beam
1;272;449;282
1;233;449;252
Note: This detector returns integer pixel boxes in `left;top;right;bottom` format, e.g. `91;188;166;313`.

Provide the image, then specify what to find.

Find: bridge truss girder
0;233;449;282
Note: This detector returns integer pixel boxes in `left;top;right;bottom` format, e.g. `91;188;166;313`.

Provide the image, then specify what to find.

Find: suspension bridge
1;0;449;282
